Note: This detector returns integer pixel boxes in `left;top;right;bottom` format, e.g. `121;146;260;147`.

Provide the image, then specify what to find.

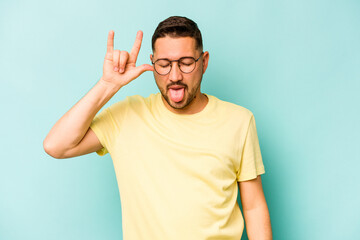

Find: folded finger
113;50;120;71
119;51;129;73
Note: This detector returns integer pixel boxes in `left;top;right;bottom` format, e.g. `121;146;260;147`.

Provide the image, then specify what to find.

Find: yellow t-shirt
90;93;265;240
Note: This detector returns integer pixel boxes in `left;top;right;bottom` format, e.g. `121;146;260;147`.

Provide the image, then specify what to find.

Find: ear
202;51;210;74
150;54;153;63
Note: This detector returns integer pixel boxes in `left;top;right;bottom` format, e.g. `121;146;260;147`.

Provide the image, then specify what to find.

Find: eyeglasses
151;52;204;75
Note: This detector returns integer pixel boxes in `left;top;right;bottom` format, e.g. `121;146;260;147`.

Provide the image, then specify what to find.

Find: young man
44;16;272;240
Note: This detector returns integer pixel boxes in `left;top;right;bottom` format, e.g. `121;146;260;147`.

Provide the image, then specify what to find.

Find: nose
168;61;183;82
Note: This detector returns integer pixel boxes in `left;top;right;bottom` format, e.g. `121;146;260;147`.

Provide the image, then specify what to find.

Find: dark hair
151;16;203;52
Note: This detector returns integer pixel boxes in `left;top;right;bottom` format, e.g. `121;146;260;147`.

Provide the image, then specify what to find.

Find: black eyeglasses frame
151;52;204;75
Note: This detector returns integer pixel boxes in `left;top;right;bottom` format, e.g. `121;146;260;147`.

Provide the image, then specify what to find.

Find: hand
100;30;154;89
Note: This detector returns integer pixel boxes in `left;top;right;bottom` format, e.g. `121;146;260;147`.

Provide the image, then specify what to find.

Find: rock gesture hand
101;30;154;89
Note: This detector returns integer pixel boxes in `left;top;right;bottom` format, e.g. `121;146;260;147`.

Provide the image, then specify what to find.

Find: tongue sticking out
169;88;185;103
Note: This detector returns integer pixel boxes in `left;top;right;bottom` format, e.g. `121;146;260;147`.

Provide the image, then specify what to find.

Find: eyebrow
155;56;195;61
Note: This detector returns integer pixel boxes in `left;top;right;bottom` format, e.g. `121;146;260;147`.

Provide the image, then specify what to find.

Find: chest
112;114;240;183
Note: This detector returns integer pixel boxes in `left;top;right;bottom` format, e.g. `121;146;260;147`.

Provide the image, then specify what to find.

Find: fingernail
120;68;124;73
114;67;119;71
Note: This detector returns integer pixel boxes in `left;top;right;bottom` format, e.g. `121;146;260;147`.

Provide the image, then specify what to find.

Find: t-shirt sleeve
89;99;128;156
236;114;265;182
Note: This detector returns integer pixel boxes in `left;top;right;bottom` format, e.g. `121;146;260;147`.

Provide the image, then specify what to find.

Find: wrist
98;77;122;93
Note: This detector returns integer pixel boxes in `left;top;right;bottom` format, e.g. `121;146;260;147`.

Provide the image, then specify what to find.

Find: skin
239;176;273;239
151;36;210;114
101;30;154;88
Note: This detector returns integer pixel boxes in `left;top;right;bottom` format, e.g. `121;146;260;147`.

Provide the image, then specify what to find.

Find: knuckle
113;50;120;62
121;51;128;57
120;52;129;63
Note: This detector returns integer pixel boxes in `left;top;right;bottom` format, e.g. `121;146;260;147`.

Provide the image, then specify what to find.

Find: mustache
167;82;187;89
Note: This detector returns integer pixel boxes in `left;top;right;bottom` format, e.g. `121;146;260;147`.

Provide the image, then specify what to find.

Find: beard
156;78;202;110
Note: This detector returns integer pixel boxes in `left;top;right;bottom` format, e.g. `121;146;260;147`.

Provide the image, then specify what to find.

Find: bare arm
43;30;153;159
239;175;272;240
43;80;119;159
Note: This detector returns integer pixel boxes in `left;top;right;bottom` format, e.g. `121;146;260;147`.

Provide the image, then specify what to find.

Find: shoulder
107;94;159;116
108;94;154;107
209;94;254;120
125;94;158;108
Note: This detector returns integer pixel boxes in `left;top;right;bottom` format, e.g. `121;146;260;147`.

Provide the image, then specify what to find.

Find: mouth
168;85;186;103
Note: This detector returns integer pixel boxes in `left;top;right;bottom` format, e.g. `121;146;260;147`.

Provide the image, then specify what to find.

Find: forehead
153;36;197;59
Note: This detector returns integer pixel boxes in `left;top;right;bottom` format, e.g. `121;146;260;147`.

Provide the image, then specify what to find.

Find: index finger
105;30;114;59
129;30;143;64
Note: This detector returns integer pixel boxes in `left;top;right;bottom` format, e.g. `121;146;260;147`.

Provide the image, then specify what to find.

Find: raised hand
101;30;154;89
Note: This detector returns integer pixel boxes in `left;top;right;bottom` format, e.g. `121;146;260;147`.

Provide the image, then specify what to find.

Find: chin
162;93;187;109
169;101;187;109
167;97;185;109
169;95;196;110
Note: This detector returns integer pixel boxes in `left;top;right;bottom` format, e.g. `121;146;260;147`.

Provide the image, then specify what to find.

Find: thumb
140;64;154;72
133;64;154;77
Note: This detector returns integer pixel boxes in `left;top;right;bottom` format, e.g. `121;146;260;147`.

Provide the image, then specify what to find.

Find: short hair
151;16;203;52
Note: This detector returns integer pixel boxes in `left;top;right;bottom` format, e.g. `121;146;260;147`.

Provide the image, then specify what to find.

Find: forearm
243;203;272;240
44;78;120;155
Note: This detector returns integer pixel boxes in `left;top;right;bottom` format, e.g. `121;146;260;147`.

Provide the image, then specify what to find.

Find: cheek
192;70;203;83
154;75;167;89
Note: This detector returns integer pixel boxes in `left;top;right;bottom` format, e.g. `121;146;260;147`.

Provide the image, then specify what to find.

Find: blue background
1;0;359;239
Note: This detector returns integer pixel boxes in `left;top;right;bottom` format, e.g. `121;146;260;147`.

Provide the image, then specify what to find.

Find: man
44;16;272;240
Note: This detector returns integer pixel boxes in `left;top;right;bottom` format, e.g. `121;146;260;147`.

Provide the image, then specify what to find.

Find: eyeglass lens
154;57;196;75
